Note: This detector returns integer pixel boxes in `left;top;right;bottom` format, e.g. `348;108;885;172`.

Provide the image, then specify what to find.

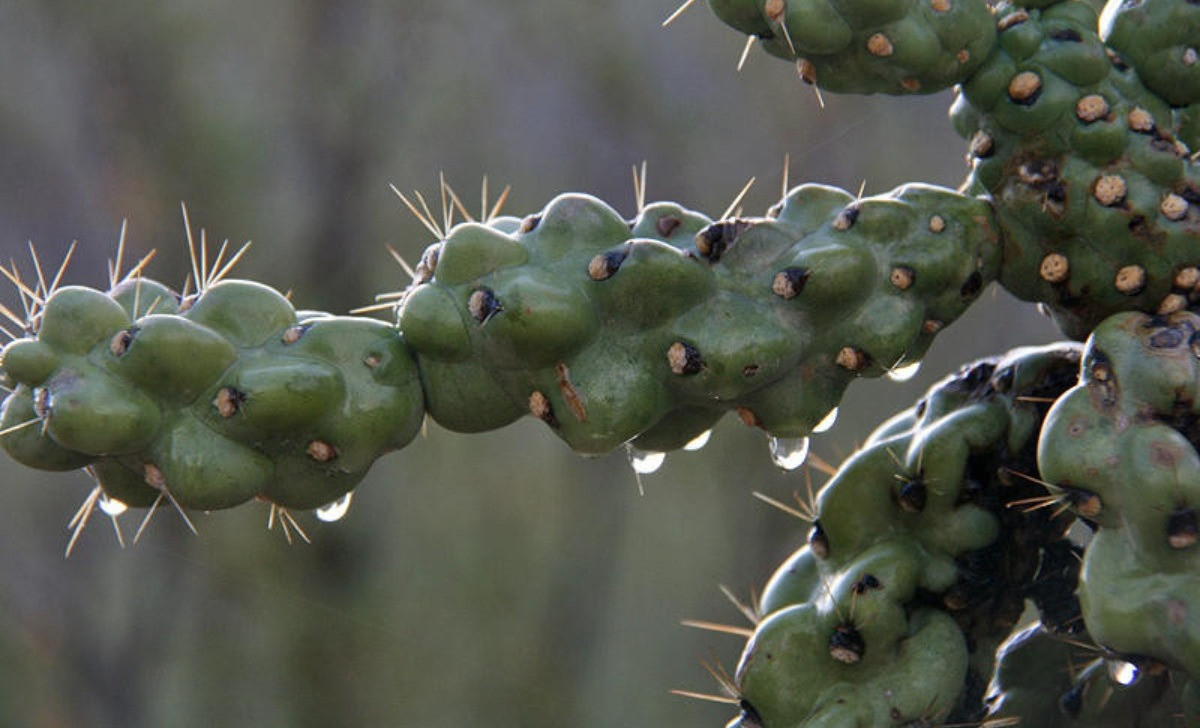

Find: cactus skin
705;0;998;95
985;623;1196;726
1100;0;1200;108
728;344;1084;727
1038;311;1200;684
398;184;999;454
950;0;1200;339
0;279;426;511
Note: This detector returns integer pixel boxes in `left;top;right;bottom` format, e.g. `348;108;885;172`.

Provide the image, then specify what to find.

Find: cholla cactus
0;0;1197;725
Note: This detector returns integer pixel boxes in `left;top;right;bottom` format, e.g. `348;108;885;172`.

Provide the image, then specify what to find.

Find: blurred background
0;1;1063;726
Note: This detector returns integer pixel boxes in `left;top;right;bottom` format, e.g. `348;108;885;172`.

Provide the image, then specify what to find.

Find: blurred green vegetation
0;1;1062;726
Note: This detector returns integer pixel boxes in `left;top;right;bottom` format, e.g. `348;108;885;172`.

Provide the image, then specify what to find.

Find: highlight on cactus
1;0;1198;725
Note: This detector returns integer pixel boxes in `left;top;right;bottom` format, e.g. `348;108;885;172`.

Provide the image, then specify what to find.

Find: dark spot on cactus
809;521;829;558
668;342;705;375
1149;327;1184;349
1168;507;1198;549
736;407;762;428
363;352;382;369
738;699;763;727
109;327;137;357
468;287;502;323
588;250;627;281
214;387;245;418
897;475;927;513
851;574;881;594
655;215;681;237
915;399;927;417
829;624;865;664
1106;48;1129;71
742;364;760;378
519;215;541;234
695;220;750;263
772;267;810;299
1180;184;1200;205
991;366;1014;393
1060;682;1084;717
960;271;983;299
1047;28;1082;42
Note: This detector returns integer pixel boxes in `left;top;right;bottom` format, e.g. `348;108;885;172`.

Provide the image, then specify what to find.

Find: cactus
1;0;1198;725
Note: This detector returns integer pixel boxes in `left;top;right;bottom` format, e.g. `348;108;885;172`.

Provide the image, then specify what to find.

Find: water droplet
812;408;839;433
99;496;128;517
316;491;354;523
887;361;922;382
769;436;810;471
683;429;712;452
1108;660;1139;686
628;449;666;474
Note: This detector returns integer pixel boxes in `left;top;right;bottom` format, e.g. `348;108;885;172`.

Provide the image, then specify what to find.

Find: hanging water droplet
887;360;922;382
628;448;666;474
769;436;810;471
813;408;839;433
316;491;354;523
99;496;128;517
1107;660;1139;686
683;429;713;452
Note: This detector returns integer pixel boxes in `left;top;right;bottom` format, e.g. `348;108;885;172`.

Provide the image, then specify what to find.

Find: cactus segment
728;344;1084;727
398;185;999;454
705;0;998;94
1038;311;1200;683
951;0;1200;339
0;278;426;513
985;623;1195;726
1100;0;1200;108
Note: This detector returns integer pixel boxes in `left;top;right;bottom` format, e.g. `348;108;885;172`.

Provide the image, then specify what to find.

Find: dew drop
813;408;839;433
316;491;354;523
769;436;810;471
683;429;713;452
628;449;666;475
887;361;922;382
1108;660;1139;686
99;496;128;517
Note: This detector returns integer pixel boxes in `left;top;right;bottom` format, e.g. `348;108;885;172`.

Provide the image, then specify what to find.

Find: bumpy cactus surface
1;0;1198;725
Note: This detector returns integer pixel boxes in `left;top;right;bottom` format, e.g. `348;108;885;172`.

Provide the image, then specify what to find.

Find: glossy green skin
398;185;999;454
729;344;1083;727
951;0;1200;339
1039;311;1200;682
985;623;1194;726
705;0;997;94
1100;0;1200;107
0;279;426;511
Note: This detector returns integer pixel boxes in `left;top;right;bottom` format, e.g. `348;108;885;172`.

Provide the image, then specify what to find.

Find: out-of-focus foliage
0;1;1059;726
